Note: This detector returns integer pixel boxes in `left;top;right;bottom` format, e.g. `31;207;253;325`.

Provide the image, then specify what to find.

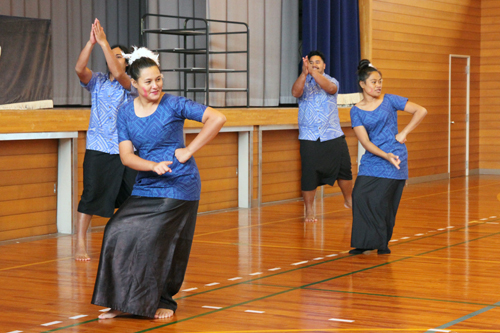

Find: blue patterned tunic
350;94;409;180
117;94;207;200
81;71;137;154
298;73;344;141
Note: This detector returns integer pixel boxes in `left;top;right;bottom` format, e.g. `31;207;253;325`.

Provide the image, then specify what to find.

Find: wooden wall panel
186;132;238;213
372;0;481;177
261;130;301;203
480;1;500;170
0;140;58;241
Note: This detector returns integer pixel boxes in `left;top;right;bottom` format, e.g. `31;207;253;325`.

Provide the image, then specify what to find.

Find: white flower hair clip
368;63;376;69
122;46;160;66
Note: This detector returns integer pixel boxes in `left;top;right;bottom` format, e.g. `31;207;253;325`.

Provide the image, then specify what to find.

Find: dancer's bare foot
155;308;174;319
344;199;352;209
304;213;317;223
75;241;90;261
98;309;126;319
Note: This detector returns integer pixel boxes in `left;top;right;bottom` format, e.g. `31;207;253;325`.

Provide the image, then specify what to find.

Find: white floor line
228;277;243;280
415;233;424;236
437;228;446;231
446;226;454;229
427;329;450;333
249;272;263;276
328;318;354;323
401;237;410;239
268;268;281;271
69;314;88;319
428;230;437;232
202;306;222;310
205;282;220;286
8;331;23;333
325;254;338;257
313;257;324;260
487;222;499;224
99;308;111;312
41;321;63;327
389;239;398;242
480;218;488;221
182;287;198;292
490;216;497;218
291;260;308;266
245;310;265;314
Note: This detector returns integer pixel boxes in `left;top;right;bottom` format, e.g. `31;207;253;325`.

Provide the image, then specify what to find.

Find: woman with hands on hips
92;47;226;320
348;59;427;255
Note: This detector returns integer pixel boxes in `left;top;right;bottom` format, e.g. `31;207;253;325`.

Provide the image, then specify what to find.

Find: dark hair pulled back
357;59;382;88
128;57;160;81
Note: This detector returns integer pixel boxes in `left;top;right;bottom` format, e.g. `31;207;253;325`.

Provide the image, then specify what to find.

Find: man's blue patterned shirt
297;73;344;141
81;71;137;154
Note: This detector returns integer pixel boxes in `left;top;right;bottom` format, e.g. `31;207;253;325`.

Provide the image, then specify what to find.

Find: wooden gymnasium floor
1;175;500;333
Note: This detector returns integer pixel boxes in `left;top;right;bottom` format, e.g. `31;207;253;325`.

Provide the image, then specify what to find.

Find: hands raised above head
92;18;108;46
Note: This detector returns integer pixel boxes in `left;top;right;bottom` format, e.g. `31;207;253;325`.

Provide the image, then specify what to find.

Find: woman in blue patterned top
349;59;427;255
92;47;226;319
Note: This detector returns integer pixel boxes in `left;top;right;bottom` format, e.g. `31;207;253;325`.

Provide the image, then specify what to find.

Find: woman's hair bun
357;59;372;71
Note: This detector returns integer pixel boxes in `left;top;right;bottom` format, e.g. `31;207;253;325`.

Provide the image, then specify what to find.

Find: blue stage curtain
302;0;361;94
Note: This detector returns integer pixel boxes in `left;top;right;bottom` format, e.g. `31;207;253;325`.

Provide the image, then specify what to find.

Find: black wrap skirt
92;196;199;318
350;176;405;250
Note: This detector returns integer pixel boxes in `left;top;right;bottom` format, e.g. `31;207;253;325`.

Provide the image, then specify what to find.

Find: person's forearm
292;73;307;98
100;41;127;80
309;71;336;94
121;152;157;171
400;108;427;136
359;138;390;160
75;41;93;74
186;114;226;154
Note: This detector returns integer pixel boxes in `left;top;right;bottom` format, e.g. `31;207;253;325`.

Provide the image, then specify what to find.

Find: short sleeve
350;107;363;128
178;96;207;122
387;94;408;112
117;103;131;143
80;71;104;93
329;76;339;94
128;84;139;98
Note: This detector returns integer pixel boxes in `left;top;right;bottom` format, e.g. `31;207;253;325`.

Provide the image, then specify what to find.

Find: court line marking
40;224;500;333
203;306;223;310
69;315;88;319
328;318;354;323
245;310;265;314
424;301;500;333
291;261;308;266
41;321;63;326
228;277;243;281
206;282;220;286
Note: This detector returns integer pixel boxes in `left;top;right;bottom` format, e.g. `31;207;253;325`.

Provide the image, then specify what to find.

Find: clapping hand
301;56;309;76
93;19;107;46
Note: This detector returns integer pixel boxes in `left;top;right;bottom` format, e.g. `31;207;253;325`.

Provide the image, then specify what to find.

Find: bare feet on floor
155;308;174;319
75;241;90;261
304;213;318;223
98;309;126;319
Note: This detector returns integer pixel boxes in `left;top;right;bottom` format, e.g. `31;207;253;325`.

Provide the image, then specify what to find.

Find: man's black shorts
300;136;353;191
78;149;137;217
